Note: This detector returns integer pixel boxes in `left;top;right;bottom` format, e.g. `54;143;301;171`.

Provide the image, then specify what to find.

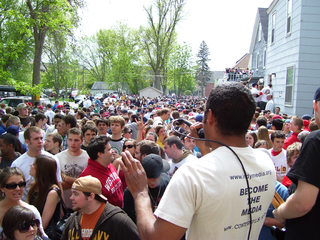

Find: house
139;86;163;98
90;81;115;95
264;0;320;116
249;8;269;86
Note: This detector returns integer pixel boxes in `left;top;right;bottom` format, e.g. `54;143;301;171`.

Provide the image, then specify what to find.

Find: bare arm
273;180;319;223
136;121;145;143
41;189;60;229
264;217;285;229
120;151;187;240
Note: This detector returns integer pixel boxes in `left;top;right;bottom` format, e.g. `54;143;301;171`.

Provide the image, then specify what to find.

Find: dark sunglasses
18;219;40;233
4;181;26;190
124;144;134;149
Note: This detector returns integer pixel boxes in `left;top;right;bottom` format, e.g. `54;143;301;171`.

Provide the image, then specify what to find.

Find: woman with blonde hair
257;126;273;149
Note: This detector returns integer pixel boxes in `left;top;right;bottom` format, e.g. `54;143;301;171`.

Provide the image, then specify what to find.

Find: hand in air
120;150;148;199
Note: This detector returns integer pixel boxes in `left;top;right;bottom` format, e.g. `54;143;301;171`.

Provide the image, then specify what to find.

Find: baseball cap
301;114;311;120
122;109;128;114
17;103;27;110
195;114;203;122
72;176;108;201
6;125;20;135
314;87;320;101
142;154;163;178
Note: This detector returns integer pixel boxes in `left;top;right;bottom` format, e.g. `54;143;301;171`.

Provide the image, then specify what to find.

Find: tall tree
167;43;196;96
26;0;84;102
196;41;211;98
139;0;185;92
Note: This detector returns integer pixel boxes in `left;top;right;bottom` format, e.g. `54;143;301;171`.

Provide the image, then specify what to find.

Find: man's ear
206;109;215;125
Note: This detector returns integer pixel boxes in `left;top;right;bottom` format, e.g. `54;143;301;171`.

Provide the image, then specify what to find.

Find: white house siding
296;1;320;115
265;0;320;117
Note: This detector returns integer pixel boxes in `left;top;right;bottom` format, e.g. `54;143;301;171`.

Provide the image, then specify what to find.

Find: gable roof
232;53;251;69
91;81;115;90
249;8;269;53
138;86;163;94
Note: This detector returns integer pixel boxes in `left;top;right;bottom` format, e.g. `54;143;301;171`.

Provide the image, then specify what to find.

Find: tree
139;0;186;92
195;41;211;98
26;0;84;102
0;0;33;84
167;43;196;96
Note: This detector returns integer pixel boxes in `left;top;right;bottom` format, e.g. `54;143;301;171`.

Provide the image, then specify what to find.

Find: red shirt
283;131;301;150
80;158;123;208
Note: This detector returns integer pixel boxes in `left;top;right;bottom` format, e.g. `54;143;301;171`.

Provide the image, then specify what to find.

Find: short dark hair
272;119;284;130
83;192;107;203
163;136;183;150
0;133;16;148
35;113;46;123
96;118;109;126
270;130;286;141
205;82;256;136
77;110;85;119
137;140;159;156
62;115;77;128
257;117;267;127
47;104;52;109
81;124;98;136
87;136;110;160
53;113;63;120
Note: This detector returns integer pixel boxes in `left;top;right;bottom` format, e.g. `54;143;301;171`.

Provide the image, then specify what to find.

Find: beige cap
72;175;108;201
17;103;27;110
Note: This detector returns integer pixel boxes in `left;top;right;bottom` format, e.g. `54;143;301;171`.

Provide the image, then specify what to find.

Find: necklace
148;186;161;211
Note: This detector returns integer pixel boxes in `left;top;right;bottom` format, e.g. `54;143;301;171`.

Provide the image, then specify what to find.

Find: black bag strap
50;186;70;216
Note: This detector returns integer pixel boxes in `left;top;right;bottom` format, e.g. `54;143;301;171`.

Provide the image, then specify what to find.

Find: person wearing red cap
273;86;320;239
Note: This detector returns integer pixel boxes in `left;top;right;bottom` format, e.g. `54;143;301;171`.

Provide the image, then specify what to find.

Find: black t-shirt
285;130;320;240
123;173;170;223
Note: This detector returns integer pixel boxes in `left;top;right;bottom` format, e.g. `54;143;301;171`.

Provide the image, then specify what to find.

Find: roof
232;53;251;69
91;81;109;90
138;86;163;94
249;8;269;53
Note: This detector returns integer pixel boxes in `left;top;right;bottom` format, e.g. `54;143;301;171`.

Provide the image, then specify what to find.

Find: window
285;67;294;106
256;52;259;69
263;48;267;68
258;22;261;41
287;0;292;34
271;13;276;44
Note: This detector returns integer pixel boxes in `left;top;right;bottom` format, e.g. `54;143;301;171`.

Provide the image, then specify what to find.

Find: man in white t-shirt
57;127;88;209
120;82;276;240
163;136;196;178
268;131;287;182
11;126;62;201
260;84;273;110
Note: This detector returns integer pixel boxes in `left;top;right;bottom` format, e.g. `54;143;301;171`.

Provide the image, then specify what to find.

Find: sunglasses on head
124;144;134;149
4;181;26;190
18;219;40;233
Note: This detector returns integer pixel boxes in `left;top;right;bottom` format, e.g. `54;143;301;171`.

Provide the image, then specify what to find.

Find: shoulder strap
50;186;70;216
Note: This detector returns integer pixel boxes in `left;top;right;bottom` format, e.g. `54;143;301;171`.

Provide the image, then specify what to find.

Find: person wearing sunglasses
2;205;43;240
112;139;136;193
0;167;46;239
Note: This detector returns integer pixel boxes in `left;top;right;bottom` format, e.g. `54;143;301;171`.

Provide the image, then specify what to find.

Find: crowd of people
0;82;319;240
225;67;253;81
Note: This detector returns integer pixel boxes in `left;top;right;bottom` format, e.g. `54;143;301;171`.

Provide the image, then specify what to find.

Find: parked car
74;95;86;103
94;93;103;99
0;96;51;108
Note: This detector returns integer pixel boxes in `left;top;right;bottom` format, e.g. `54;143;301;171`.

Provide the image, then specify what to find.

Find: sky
77;0;273;71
